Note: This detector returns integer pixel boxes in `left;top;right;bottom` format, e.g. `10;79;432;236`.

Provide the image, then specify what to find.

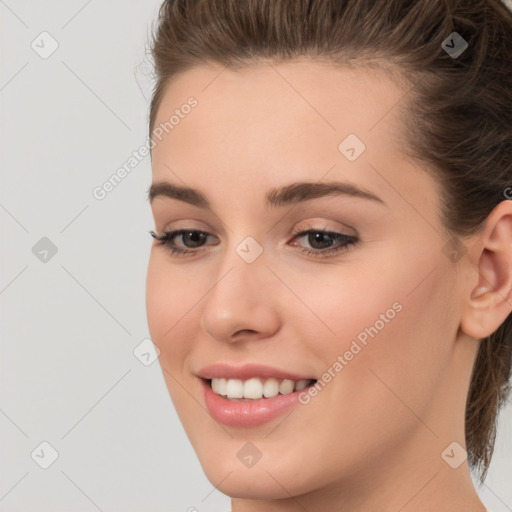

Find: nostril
233;329;258;338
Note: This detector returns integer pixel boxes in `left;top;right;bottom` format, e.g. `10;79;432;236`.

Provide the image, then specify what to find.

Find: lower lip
201;379;312;427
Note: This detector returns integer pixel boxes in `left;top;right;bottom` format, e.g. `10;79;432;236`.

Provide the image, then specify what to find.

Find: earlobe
460;200;512;340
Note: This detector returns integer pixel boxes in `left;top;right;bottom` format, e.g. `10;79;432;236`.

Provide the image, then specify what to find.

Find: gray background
0;1;510;511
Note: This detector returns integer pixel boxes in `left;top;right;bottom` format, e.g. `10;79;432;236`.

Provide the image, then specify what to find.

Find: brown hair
148;0;512;482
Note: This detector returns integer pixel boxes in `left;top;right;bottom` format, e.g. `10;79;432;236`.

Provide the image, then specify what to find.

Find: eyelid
157;219;215;234
290;219;358;238
154;216;358;240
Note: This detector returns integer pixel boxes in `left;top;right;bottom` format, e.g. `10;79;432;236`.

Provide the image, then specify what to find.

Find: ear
460;199;512;339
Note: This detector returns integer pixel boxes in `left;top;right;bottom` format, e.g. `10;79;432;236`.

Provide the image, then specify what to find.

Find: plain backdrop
0;1;510;511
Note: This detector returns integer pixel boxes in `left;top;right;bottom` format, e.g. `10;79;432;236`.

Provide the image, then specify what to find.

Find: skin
146;59;512;511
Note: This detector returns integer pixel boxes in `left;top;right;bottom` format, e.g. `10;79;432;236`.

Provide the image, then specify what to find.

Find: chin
203;466;305;500
193;446;322;501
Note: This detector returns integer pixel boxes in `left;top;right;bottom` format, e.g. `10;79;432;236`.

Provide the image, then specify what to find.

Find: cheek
145;252;196;351
146;253;171;342
146;254;200;416
327;258;455;427
294;246;455;406
279;259;406;360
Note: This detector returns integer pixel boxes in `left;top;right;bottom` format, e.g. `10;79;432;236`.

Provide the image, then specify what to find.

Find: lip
200;377;316;427
196;363;314;381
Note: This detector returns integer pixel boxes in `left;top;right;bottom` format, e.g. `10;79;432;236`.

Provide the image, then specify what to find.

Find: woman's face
146;60;476;503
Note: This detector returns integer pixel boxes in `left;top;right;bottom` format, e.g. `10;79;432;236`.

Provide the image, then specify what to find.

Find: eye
149;229;216;256
288;227;359;258
149;226;359;258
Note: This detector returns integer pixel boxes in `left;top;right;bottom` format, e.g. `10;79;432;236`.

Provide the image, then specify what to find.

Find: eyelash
149;226;359;258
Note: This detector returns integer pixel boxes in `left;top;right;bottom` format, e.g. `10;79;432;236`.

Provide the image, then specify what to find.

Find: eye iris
309;232;334;249
183;231;207;248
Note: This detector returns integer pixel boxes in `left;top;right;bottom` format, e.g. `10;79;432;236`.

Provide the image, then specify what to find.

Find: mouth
199;373;318;427
196;363;318;426
204;376;317;401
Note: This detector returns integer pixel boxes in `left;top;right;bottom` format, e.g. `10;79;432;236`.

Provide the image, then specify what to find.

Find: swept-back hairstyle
148;0;512;482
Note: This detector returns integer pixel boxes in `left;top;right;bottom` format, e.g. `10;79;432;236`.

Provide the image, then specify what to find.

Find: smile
209;377;315;400
199;379;319;427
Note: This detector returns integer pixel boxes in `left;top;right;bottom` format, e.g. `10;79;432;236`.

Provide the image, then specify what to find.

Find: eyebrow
147;180;387;209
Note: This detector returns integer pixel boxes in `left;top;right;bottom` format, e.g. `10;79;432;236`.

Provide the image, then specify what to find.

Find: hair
148;0;512;482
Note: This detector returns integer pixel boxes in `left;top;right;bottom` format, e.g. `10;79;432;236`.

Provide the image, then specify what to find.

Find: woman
145;1;512;510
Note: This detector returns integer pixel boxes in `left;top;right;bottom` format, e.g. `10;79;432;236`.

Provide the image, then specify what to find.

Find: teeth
211;377;227;395
244;377;263;399
226;379;244;398
294;379;309;391
263;377;279;398
210;377;314;400
278;379;295;394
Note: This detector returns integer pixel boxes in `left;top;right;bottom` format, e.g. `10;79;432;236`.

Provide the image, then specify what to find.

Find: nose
199;252;281;344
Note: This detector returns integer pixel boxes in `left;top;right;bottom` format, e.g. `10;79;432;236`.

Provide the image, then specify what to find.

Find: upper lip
196;363;315;381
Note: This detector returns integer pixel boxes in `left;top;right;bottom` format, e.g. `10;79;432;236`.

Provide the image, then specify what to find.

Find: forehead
154;60;407;159
152;59;409;150
150;59;439;219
